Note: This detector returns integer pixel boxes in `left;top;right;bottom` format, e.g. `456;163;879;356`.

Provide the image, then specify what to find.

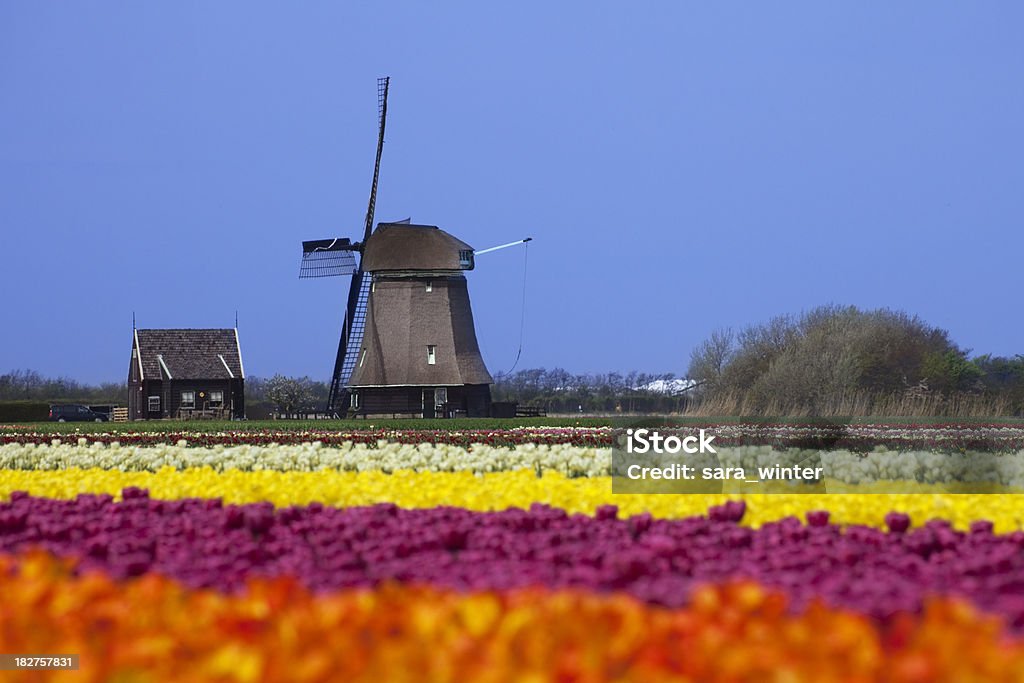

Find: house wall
352;384;490;418
231;380;245;419
131;379;244;420
462;384;491;418
163;379;233;418
140;380;164;419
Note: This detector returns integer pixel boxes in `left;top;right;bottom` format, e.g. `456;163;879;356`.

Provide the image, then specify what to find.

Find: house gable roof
134;329;244;381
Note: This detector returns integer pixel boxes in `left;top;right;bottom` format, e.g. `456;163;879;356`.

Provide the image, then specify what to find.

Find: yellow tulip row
2;467;1021;530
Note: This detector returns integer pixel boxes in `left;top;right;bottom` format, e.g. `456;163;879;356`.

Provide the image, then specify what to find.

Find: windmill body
347;223;493;417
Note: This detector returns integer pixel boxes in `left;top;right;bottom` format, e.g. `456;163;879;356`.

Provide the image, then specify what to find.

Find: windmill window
459;250;474;268
181;391;195;409
427;345;436;365
426;282;432;293
350;392;360;409
148;396;160;412
359;349;367;367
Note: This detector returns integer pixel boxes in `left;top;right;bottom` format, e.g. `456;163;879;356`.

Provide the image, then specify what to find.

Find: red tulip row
5;422;1023;451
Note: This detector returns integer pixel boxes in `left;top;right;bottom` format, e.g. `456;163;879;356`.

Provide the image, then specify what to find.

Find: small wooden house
128;328;245;420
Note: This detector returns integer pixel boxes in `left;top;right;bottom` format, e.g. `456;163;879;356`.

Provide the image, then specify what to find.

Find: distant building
633;378;697;396
128;329;245;420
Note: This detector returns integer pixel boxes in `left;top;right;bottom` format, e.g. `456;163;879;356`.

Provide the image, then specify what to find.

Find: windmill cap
362;223;475;272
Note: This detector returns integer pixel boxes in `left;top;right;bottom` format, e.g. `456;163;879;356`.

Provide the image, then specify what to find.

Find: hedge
0;401;51;422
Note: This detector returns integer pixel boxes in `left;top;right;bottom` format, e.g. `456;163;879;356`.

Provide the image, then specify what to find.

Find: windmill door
422;389;436;419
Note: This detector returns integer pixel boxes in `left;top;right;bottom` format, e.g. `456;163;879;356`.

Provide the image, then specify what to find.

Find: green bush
0;401;51;422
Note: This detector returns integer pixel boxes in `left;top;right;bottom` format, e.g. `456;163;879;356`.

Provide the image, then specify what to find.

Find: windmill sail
297;78;390;414
299;239;357;278
326;76;390;413
329;271;371;400
361;78;389;245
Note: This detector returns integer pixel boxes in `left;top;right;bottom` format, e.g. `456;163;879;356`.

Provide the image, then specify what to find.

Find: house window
209;391;224;407
181;391;195;409
427;345;436;365
435;387;448;406
148;396;160;412
426;281;432;293
459;250;474;268
350;391;360;409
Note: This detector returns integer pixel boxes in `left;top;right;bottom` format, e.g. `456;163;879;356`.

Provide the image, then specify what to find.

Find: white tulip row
0;441;611;477
3;441;1024;487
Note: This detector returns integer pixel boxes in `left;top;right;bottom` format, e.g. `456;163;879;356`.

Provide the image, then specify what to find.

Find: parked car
49;404;108;422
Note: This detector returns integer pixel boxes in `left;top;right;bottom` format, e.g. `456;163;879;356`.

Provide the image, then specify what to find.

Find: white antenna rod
475;237;533;255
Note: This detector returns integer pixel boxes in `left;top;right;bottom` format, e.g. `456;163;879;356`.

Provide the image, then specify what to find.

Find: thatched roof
361;223;474;273
133;329;244;381
348;276;492;387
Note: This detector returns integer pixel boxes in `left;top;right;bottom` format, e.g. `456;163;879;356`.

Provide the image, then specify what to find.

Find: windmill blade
326;77;390;413
298;238;358;278
361;77;389;244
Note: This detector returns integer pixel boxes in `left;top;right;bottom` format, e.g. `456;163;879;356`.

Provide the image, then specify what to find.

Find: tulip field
1;423;1024;681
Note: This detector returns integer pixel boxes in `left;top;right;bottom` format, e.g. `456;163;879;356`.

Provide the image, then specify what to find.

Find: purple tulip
885;512;911;533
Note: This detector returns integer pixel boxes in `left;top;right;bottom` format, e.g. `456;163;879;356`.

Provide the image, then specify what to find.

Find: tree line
686;305;1024;416
0;370;127;403
4;305;1020;417
490;369;688;414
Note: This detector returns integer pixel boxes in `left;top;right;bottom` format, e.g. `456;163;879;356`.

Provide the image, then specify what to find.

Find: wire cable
499;240;529;378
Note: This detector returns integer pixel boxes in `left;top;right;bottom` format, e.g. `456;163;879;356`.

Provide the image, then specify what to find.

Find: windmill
299;78;530;417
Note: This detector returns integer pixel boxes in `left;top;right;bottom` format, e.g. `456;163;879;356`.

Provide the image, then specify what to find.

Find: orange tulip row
0;550;1021;683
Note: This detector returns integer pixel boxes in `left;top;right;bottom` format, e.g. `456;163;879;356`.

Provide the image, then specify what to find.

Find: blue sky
1;2;1021;384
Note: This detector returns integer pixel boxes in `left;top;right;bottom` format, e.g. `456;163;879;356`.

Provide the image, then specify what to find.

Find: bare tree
687;328;735;390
